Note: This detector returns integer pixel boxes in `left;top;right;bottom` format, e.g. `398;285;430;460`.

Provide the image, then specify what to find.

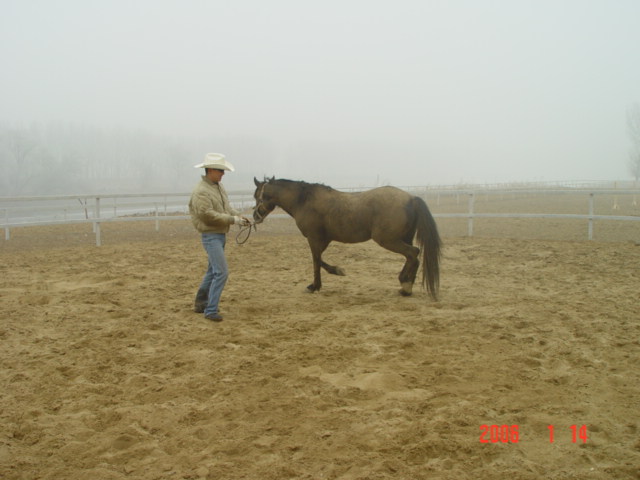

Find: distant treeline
0;123;275;196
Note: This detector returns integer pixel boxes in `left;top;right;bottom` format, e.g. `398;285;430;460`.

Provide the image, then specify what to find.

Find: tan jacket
189;176;240;234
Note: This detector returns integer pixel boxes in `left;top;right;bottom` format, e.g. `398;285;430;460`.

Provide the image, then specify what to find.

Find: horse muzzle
253;208;267;224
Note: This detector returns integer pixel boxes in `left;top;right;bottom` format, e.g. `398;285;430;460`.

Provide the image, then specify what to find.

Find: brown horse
252;177;441;300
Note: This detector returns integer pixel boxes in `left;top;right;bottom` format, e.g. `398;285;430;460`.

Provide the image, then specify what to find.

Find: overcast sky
2;0;640;187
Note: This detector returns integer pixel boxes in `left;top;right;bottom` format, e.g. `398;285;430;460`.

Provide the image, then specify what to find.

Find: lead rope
236;183;265;245
235;222;256;245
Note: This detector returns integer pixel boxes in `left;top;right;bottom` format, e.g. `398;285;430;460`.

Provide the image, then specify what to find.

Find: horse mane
266;178;334;204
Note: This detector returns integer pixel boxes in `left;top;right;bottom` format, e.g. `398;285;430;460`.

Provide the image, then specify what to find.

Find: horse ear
270;176;275;183
254;177;261;187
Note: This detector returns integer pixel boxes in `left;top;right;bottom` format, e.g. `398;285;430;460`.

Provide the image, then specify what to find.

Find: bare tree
627;103;640;185
630;147;640;185
0;127;39;194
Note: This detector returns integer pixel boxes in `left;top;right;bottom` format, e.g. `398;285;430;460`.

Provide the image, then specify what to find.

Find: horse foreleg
321;260;346;276
307;239;330;292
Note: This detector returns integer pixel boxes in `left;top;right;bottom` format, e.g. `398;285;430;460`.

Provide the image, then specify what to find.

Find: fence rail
434;190;639;240
1;188;639;246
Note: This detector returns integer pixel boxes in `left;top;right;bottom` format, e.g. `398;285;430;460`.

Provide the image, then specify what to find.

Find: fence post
468;192;475;237
92;197;96;233
155;203;160;232
588;193;594;241
4;209;9;241
95;197;102;247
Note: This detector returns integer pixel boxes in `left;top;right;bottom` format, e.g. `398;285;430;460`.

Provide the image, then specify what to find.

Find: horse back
301;186;414;243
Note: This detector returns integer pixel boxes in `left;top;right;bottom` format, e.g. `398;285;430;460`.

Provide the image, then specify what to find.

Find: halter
253;182;269;224
236;182;267;245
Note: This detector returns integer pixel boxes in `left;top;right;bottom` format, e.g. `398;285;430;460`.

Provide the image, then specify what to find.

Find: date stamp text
479;424;588;444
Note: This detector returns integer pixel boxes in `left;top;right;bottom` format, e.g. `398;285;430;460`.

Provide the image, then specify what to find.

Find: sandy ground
1;197;640;479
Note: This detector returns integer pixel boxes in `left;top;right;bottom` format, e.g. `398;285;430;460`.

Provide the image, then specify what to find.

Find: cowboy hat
193;153;236;171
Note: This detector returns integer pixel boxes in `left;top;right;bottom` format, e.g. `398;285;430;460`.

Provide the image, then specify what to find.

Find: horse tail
412;196;441;300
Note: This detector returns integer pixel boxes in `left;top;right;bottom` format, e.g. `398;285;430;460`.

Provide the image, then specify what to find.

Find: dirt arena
1;192;640;479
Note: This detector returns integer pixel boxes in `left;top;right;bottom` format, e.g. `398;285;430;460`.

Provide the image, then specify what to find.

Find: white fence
427;189;639;240
0;192;254;247
1;187;639;246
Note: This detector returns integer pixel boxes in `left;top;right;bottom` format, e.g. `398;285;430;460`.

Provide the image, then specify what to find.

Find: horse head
253;176;277;224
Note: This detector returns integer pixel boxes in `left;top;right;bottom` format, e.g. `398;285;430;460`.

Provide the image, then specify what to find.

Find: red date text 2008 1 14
479;425;588;444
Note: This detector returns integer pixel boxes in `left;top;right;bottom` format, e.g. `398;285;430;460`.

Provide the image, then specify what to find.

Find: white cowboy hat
193;153;235;171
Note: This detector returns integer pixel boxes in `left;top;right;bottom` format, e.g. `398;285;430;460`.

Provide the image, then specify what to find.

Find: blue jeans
196;233;229;316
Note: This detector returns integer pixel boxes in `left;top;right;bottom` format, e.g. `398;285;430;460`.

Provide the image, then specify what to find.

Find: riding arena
1;184;639;479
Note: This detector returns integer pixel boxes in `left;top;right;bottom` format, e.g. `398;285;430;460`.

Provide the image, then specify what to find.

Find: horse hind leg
401;232;420;296
375;238;420;296
399;245;420;296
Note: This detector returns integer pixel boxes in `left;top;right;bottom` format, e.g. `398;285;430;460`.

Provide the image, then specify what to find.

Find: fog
2;0;640;194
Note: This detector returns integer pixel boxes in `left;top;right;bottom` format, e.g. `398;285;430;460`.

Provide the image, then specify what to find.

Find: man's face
207;168;225;182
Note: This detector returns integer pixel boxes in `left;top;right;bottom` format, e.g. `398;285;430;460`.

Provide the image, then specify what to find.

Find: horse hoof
335;267;346;276
306;284;318;293
400;282;414;296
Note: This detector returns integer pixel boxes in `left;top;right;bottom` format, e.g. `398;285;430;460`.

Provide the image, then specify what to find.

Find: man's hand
234;216;251;227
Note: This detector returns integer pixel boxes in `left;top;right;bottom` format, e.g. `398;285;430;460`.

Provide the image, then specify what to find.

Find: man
189;153;250;322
